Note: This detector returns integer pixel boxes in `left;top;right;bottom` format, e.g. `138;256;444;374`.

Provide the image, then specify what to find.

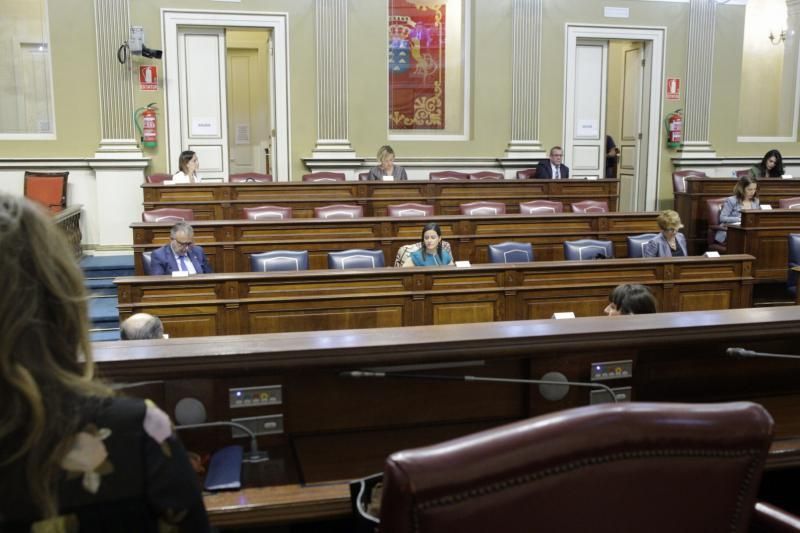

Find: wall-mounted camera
118;26;162;64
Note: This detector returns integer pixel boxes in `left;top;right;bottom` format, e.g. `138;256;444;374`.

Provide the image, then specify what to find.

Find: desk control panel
229;385;282;408
231;414;284;437
589;360;633;381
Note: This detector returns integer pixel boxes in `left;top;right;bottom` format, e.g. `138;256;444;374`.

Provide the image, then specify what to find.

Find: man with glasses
534;146;570;179
149;221;212;275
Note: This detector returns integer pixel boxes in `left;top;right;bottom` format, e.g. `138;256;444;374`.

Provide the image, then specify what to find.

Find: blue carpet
90;330;121;342
88;297;119;327
81;255;135;278
82;255;134;342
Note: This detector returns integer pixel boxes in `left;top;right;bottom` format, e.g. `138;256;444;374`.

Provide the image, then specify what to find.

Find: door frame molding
162;9;291;181
564;24;665;210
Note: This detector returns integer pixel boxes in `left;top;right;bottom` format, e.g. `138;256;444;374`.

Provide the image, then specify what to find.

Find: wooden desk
131;212;660;274
141;179;619;219
92;306;800;527
726;209;800;283
115;256;754;337
674;177;800;254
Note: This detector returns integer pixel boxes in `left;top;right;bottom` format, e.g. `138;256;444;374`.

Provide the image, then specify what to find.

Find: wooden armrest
751;501;800;532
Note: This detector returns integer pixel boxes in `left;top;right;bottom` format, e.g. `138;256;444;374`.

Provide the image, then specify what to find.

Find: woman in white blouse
172;150;201;183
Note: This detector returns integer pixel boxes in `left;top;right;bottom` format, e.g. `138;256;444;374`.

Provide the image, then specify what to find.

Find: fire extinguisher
664;109;682;149
134;103;158;148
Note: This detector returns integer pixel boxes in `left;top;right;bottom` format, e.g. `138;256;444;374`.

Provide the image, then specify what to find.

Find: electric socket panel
229;385;282;408
590;386;632;405
231;414;284;438
589;360;633;381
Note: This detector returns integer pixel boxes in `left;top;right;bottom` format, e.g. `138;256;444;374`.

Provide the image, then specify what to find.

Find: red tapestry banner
388;0;446;130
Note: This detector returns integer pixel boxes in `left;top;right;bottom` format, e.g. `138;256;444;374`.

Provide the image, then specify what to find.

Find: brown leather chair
735;169;751;178
302;172;346;182
519;199;564;214
469;171;503;180
459;201;506;215
24;171;68;213
377;401;773;533
314;204;363;219
141;208;195;222
571;200;609;213
358;172;370;181
515;168;537;180
706;197;728;253
229;173;273;183
672;170;707;193
387;203;434;217
145;173;172;184
779;197;800;209
241;205;293;220
429;171;469;181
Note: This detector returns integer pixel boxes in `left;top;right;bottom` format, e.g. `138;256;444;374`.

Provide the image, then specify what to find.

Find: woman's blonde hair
656;209;682;231
376;145;396;162
0;194;110;518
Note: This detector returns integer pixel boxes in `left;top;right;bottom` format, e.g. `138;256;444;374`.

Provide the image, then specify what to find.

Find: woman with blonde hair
367;145;408;181
643;210;687;257
0;195;208;532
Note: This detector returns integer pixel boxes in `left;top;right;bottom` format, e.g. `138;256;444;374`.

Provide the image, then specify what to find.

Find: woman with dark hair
0;195;209;532
402;222;454;267
748;149;784;179
173;150;201;183
604;284;657;315
715;175;760;244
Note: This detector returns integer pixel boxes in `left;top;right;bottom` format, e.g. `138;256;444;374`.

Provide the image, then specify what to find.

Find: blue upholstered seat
563;239;614;261
626;233;658;258
328;249;385;269
250;250;309;272
488;242;534;264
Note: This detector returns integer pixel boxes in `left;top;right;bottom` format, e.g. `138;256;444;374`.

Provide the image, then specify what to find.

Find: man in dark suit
534;146;570;179
149;221;213;275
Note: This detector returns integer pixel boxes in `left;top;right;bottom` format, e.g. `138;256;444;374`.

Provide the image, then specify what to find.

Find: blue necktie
179;255;188;272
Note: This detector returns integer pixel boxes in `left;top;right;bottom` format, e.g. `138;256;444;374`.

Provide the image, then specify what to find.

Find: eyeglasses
664;228;681;233
174;238;192;247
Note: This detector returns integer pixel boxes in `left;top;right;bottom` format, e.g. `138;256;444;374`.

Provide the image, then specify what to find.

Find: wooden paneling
114;256;754;337
726;209;800;283
674;177;800;254
141;179;619;219
131;212;660;274
92;306;800;527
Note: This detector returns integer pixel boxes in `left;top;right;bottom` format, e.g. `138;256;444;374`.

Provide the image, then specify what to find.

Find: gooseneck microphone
726;347;800;360
340;370;620;403
175;421;269;462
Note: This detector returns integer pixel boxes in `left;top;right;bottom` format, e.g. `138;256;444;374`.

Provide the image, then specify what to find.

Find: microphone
726;347;800;360
175;421;269;462
339;370;621;403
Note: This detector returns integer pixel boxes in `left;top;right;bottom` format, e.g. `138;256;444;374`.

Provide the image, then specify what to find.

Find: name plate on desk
761;204;773;210
172;270;190;278
704;251;721;258
455;260;471;268
782;174;793;179
382;175;394;181
552;312;576;319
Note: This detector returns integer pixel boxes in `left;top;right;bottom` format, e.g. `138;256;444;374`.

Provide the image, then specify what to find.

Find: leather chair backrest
387;203;434;217
735;169;751;178
788;234;800;293
377;401;773;533
142;251;153;275
358;172;370;181
779;197;800;209
488;242;533;263
142;208;195;222
429;171;469;181
469;171;503;180
627;233;658;258
145;173;172;184
515;168;537;180
314;204;364;219
302;172;346;182
459;201;507;216
519;200;564;214
672;170;706;193
24;171;68;212
250;250;309;272
229;173;273;183
395;241;452;267
563;239;614;260
241;205;293;220
571;200;609;213
328;249;385;269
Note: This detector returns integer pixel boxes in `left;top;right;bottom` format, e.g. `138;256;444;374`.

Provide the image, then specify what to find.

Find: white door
619;43;643;211
174;27;229;181
565;40;608;179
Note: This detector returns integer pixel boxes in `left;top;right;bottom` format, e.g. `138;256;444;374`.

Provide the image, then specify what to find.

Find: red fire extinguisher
664;109;682;149
134;103;158;148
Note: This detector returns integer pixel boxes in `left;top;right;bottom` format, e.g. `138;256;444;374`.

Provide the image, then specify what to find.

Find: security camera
141;45;163;60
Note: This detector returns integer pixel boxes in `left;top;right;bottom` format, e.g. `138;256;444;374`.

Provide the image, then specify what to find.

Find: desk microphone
175;421;269;462
726;347;800;360
339;370;620;403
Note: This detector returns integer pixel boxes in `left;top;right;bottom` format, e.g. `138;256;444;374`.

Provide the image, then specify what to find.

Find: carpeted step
81;255;135;278
90;329;121;342
85;278;117;296
88;297;119;328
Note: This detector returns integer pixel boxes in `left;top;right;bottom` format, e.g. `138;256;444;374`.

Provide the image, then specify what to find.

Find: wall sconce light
769;29;786;45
